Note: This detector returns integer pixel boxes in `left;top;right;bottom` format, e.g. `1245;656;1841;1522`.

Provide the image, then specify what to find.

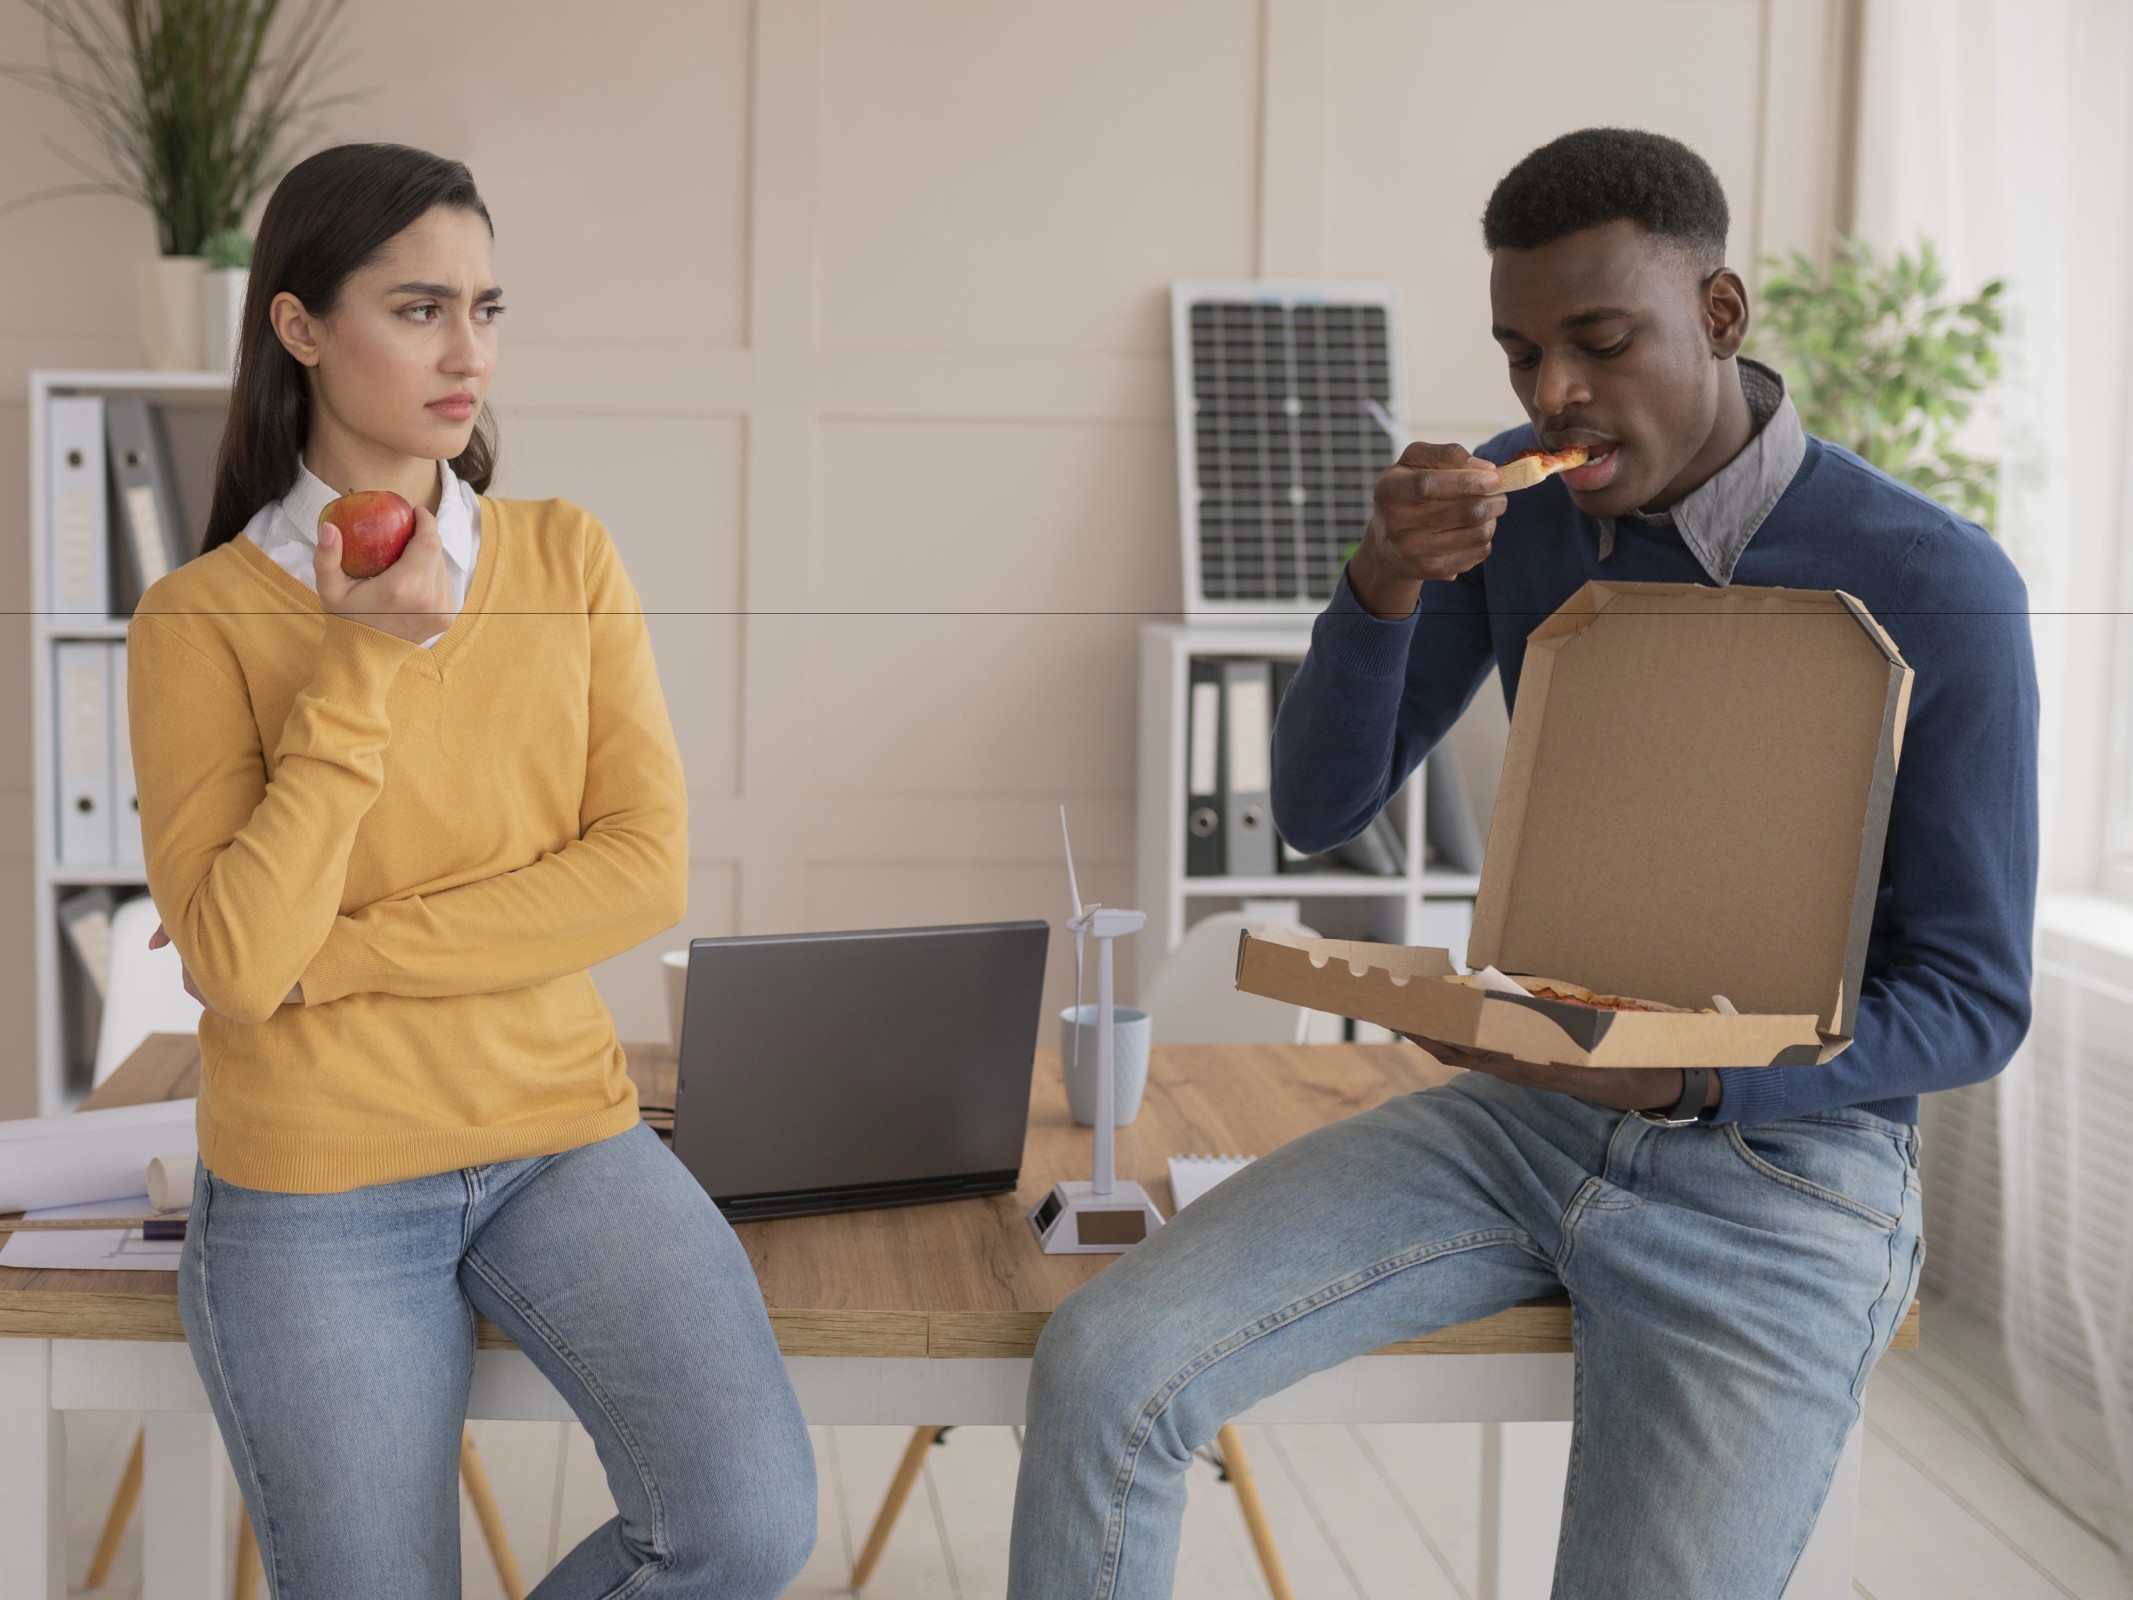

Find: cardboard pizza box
1234;581;1913;1069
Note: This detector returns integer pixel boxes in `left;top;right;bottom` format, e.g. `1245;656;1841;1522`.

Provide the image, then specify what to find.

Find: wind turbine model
1029;806;1166;1254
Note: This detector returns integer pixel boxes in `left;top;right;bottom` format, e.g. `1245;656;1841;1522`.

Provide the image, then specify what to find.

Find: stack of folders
53;638;144;870
1184;655;1484;879
1185;656;1399;878
46;394;192;621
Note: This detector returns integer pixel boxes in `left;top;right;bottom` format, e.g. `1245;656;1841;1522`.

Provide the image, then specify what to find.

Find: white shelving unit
1136;621;1479;992
28;369;231;1115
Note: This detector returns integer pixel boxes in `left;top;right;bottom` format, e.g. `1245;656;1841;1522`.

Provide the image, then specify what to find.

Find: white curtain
1854;0;2133;1566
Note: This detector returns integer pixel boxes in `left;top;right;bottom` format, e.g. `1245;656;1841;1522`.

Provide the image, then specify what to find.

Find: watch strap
1635;1067;1713;1127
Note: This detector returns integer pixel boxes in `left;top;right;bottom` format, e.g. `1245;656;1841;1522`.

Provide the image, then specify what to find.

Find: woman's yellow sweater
126;497;686;1193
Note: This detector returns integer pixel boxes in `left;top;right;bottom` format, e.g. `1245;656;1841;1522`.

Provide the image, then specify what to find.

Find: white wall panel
810;417;1173;798
328;0;754;352
816;0;1262;356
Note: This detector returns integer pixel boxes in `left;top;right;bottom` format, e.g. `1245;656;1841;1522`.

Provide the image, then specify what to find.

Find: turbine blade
1060;803;1084;918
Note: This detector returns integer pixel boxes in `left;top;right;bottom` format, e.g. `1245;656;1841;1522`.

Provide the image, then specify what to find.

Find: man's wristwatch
1633;1067;1715;1127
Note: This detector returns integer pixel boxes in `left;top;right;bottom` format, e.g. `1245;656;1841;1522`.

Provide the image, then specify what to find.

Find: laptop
670;921;1051;1221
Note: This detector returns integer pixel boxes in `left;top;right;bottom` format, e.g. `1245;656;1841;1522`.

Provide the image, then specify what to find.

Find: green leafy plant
201;224;249;268
1751;236;2004;527
2;0;351;256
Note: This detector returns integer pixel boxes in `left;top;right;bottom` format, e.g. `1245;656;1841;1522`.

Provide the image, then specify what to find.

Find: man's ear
269;290;324;369
1704;267;1749;360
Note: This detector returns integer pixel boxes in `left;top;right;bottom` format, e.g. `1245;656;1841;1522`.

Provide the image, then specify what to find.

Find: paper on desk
0;1193;185;1272
0;1098;196;1211
1168;1154;1256;1211
0;1097;198;1142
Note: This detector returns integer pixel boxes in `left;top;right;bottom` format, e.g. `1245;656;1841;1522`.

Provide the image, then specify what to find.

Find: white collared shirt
243;458;482;649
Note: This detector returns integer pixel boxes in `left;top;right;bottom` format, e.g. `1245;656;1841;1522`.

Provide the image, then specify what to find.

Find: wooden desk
0;1036;1910;1600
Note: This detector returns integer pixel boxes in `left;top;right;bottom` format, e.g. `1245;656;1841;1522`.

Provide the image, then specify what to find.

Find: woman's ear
1704;267;1750;360
269;290;325;369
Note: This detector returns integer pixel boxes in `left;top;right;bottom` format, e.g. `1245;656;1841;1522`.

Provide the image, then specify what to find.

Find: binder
110;642;143;867
1332;810;1404;876
57;887;119;1000
1254;657;1404;877
1268;659;1309;872
1425;744;1485;873
1221;659;1276;877
55;642;115;866
1185;659;1225;876
105;398;188;615
46;396;108;617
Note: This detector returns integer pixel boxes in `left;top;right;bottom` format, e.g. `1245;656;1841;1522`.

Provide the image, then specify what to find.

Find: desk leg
0;1339;66;1600
1477;1419;1570;1600
1782;1420;1863;1600
143;1411;233;1600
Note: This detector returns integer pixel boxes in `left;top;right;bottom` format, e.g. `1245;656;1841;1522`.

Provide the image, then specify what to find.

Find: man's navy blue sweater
1270;428;2039;1127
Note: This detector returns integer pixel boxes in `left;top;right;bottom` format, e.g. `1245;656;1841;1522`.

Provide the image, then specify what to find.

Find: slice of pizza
1445;973;1711;1014
1494;445;1590;492
1521;981;1704;1014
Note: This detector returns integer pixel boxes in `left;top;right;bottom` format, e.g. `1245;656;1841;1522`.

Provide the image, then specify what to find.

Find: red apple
320;490;416;578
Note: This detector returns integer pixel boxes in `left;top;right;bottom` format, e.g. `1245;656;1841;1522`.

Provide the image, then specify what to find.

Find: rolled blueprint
146;1149;198;1213
0;1099;197;1212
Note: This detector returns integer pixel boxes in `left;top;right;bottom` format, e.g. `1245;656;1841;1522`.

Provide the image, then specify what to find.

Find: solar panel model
1170;282;1407;618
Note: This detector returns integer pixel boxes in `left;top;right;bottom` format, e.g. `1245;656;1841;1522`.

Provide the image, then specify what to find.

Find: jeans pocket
1723;1122;1906;1233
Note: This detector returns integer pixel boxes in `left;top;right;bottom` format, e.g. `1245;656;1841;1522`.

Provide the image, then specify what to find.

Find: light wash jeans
176;1119;815;1600
1009;1071;1923;1600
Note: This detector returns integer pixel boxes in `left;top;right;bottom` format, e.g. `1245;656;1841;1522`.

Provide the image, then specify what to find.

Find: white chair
1140;909;1344;1046
92;895;203;1087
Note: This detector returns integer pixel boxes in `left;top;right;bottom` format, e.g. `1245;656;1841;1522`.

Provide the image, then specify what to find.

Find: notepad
1167;1153;1256;1211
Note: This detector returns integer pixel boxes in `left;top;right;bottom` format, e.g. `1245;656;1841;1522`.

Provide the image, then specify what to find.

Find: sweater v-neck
222;496;501;681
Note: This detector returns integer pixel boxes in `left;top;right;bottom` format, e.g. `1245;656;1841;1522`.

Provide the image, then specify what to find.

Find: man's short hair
1482;128;1729;266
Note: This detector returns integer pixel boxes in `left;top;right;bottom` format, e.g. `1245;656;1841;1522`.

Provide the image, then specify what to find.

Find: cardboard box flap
1466;582;1912;1036
1234;925;1837;1069
1240;920;1460;984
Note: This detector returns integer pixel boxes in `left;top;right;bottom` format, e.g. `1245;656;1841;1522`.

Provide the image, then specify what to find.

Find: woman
128;143;815;1598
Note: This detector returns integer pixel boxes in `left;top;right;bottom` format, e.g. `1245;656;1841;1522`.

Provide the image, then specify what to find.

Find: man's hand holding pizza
1345;442;1507;621
1407;1038;1722;1116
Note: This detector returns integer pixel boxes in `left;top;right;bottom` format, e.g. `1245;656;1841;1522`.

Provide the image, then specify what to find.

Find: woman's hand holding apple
313;502;456;646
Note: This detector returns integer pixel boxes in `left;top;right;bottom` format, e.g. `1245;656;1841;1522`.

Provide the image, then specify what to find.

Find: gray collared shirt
1598;357;1805;585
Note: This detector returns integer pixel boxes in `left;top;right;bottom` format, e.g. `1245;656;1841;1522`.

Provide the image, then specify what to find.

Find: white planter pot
135;256;207;370
200;268;248;377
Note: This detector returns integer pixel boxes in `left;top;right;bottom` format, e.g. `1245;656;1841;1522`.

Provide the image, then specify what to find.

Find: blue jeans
1008;1072;1924;1600
176;1119;815;1599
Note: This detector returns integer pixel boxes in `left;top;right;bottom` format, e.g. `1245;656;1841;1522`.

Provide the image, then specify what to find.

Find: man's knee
1028;1270;1184;1445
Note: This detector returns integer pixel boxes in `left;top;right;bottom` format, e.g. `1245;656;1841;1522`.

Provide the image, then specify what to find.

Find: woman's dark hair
200;143;498;553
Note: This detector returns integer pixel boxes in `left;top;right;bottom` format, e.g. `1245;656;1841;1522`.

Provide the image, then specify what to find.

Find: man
1007;128;2036;1598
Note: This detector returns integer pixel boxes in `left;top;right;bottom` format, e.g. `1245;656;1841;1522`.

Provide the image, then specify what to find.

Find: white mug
661;949;691;1052
1059;1005;1152;1126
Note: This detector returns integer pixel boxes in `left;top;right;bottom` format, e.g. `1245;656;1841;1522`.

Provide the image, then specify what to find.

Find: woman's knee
671;1512;815;1597
665;1423;817;1594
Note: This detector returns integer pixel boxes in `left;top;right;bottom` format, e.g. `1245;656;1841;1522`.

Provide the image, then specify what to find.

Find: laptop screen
671;921;1050;1211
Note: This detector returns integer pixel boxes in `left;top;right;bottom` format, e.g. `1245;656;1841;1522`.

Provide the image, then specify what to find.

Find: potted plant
1750;236;2005;526
2;0;351;369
